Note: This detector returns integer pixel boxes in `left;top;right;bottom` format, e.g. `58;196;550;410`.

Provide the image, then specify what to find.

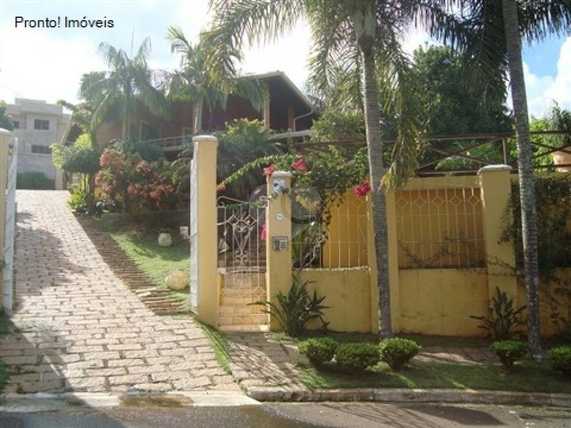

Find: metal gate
2;136;17;314
217;197;267;295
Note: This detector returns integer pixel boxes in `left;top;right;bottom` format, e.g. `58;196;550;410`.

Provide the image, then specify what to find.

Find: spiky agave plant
251;274;329;337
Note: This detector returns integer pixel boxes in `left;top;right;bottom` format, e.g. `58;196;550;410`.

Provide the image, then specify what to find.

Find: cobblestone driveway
0;191;237;393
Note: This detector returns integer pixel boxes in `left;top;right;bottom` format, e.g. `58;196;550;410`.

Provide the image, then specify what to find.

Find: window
31;145;51;155
13;121;19;129
34;119;50;130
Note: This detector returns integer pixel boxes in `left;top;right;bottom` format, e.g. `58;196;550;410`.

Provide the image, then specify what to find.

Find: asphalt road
1;403;570;428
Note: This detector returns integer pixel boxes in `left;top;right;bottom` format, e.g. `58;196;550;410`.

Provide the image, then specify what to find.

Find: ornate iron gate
217;197;267;294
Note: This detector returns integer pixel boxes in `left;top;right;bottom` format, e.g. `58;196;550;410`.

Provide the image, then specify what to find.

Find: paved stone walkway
0;191;237;393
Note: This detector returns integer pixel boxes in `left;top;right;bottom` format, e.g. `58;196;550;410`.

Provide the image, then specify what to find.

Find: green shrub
490;340;527;369
470;287;526;340
379;338;421;371
16;172;54;190
251;275;328;337
335;343;380;372
550;345;571;375
298;337;337;365
68;186;89;213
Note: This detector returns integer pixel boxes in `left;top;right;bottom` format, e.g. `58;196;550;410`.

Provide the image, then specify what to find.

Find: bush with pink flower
96;142;182;213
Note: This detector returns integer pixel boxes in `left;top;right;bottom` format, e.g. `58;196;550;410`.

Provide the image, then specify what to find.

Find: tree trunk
502;0;542;358
122;101;130;141
353;6;393;338
193;100;204;134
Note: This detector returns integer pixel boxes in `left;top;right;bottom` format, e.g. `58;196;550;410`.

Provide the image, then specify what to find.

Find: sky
0;0;569;119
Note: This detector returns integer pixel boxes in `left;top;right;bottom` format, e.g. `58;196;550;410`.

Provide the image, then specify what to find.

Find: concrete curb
0;391;260;412
245;387;571;407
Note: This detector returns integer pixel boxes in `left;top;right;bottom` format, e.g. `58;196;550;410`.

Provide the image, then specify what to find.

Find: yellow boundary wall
301;168;571;337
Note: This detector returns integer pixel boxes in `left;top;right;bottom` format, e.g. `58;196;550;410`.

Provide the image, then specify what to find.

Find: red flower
263;164;276;176
353;181;371;197
291;157;308;172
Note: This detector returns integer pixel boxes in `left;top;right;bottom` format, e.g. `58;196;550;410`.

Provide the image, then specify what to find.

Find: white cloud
524;37;571;117
241;19;311;89
0;29;104;104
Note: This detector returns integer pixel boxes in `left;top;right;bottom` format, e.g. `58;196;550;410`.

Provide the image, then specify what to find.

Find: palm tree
167;26;264;134
433;0;571;359
80;38;169;142
204;0;439;337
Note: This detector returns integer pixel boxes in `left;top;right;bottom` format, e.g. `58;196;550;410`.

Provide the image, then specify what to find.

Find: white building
6;99;70;189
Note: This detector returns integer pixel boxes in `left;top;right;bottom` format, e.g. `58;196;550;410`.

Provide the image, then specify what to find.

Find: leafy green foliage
298;337;338;365
502;173;571;274
80;38;169;138
16;172;54;190
52;133;101;214
490;340;528;370
335;343;380;372
412;46;512;171
0;101;14;131
218;119;279;198
67;185;89;214
252;275;328;337
118;138;164;162
550;345;571;375
311;110;365;144
52;134;100;175
470;288;526;340
379;338;422;371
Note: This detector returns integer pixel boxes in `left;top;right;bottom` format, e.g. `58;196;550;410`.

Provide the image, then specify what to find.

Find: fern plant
251;274;329;337
470;287;526;340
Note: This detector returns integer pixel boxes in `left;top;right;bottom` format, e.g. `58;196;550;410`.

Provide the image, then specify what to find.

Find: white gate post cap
0;128;12;136
192;135;218;144
477;164;512;175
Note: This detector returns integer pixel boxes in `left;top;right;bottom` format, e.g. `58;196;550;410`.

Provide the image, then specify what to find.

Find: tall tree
0;101;14;131
80;38;169;142
435;0;571;358
502;0;542;357
168;26;264;133
204;0;443;337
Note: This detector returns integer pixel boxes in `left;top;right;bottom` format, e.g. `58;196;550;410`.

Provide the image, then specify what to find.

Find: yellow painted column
478;165;518;300
0;130;10;269
367;190;401;334
266;171;293;331
191;135;219;327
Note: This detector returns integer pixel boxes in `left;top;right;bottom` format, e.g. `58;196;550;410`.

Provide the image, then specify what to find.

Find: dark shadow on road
399;404;505;426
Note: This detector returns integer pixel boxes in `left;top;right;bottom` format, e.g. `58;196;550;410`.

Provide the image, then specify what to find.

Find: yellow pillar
190;135;219;326
478;165;518;300
367;190;401;334
0;129;11;309
266;171;293;331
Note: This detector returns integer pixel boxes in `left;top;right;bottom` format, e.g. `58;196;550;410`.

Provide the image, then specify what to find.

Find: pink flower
353;181;371;197
263;164;276;177
260;223;267;241
291;157;308;172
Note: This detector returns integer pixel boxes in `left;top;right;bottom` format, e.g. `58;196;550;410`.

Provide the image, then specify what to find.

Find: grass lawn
292;332;570;393
111;232;190;301
299;360;571;393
